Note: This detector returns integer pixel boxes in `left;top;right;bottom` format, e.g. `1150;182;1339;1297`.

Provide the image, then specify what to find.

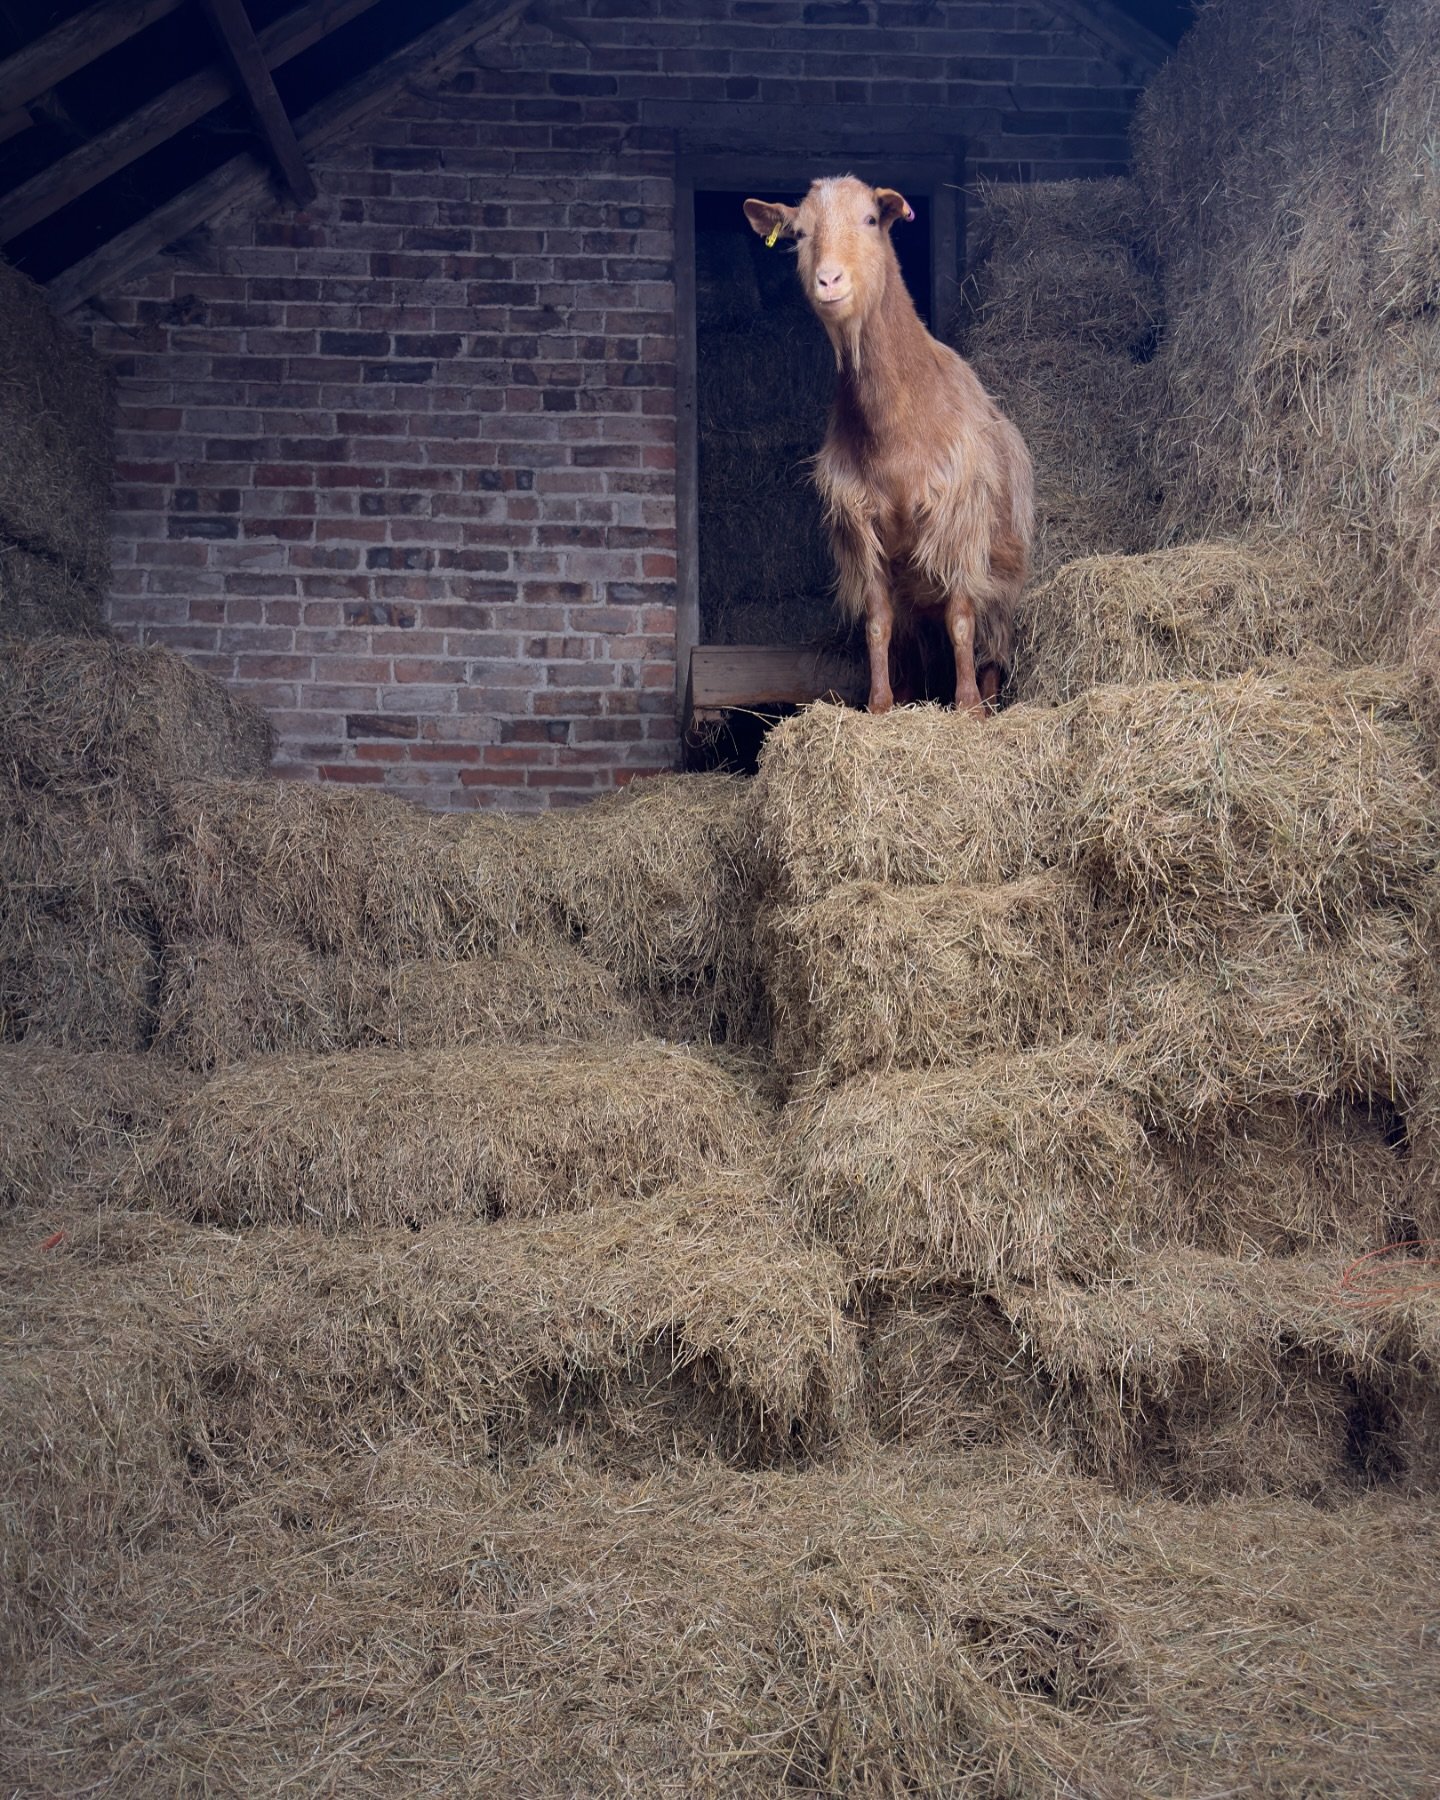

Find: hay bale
969;338;1162;582
0;636;270;795
964;183;1163;582
1133;0;1439;658
780;1041;1154;1286
154;935;647;1069
1068;668;1436;928
999;1249;1440;1496
967;178;1158;355
766;871;1096;1088
1153;1102;1410;1256
861;1293;1042;1450
157;779;526;959
0;1048;191;1204
754;699;1073;905
1103;909;1428;1128
0;258;111;624
531;772;764;1038
0;913;156;1051
186;1176;857;1477
153;935;347;1068
0;545;99;639
1012;540;1372;706
135;1039;768;1230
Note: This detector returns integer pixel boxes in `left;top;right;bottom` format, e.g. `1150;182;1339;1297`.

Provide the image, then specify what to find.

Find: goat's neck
830;268;934;439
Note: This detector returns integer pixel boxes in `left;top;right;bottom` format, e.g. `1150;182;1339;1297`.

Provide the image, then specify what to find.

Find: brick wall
89;0;1157;809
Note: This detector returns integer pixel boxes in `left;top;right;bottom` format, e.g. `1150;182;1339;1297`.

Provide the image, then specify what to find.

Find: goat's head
743;176;914;344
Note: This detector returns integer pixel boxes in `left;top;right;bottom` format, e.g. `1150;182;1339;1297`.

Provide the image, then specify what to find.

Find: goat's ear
874;188;915;228
743;199;796;242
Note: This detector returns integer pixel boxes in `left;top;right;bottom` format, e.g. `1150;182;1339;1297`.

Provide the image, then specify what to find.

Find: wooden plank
0;0;185;114
687;644;866;718
47;0;533;311
0;104;31;144
199;0;316;205
0;0;381;242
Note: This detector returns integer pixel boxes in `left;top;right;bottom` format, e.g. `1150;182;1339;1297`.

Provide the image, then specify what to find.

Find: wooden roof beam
0;0;186;114
47;0;534;312
198;0;316;206
0;0;381;243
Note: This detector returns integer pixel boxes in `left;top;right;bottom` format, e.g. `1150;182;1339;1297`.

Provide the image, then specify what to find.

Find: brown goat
743;176;1034;715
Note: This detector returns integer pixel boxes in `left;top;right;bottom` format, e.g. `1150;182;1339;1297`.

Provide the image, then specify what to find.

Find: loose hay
6;1439;1440;1795
1068;667;1437;928
1012;539;1378;706
754;698;1073;904
766;871;1097;1089
781;1041;1155;1286
135;1040;769;1230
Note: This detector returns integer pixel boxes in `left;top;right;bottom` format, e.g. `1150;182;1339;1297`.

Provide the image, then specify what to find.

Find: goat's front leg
864;582;896;714
945;591;985;719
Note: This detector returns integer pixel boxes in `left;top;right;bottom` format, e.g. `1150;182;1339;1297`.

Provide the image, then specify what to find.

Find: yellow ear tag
765;222;781;248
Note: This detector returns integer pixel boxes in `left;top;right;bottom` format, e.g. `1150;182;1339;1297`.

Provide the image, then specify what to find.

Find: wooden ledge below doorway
684;643;867;732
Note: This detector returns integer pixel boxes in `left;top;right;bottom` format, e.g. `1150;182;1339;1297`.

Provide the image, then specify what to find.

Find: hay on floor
766;871;1097;1089
5;1437;1440;1795
780;1041;1155;1287
754;699;1074;905
133;1039;769;1230
1011;540;1376;706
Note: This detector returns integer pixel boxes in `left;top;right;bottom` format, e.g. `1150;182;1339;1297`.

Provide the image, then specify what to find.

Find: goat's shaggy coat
745;176;1035;713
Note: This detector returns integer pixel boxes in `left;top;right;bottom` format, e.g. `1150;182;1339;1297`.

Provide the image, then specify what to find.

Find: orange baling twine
1338;1239;1440;1310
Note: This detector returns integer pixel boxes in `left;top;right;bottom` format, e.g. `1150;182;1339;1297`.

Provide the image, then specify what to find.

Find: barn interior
5;0;1440;1791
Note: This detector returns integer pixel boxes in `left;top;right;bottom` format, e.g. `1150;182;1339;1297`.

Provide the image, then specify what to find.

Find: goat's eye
793;229;806;240
865;215;877;226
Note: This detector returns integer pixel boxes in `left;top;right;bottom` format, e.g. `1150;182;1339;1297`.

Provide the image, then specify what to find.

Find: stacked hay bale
0;637;270;1049
0;259;112;636
151;768;764;1067
756;673;1438;1490
1132;0;1439;665
963;179;1164;581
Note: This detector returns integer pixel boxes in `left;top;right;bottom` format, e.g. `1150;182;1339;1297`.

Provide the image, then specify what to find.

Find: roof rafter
0;0;187;113
198;0;316;206
48;0;534;312
0;0;383;244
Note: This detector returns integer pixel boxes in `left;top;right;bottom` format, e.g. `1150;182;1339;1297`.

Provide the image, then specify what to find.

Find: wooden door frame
672;146;967;718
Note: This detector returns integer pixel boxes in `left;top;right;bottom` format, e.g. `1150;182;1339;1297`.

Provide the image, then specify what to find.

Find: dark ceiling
0;0;1193;294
